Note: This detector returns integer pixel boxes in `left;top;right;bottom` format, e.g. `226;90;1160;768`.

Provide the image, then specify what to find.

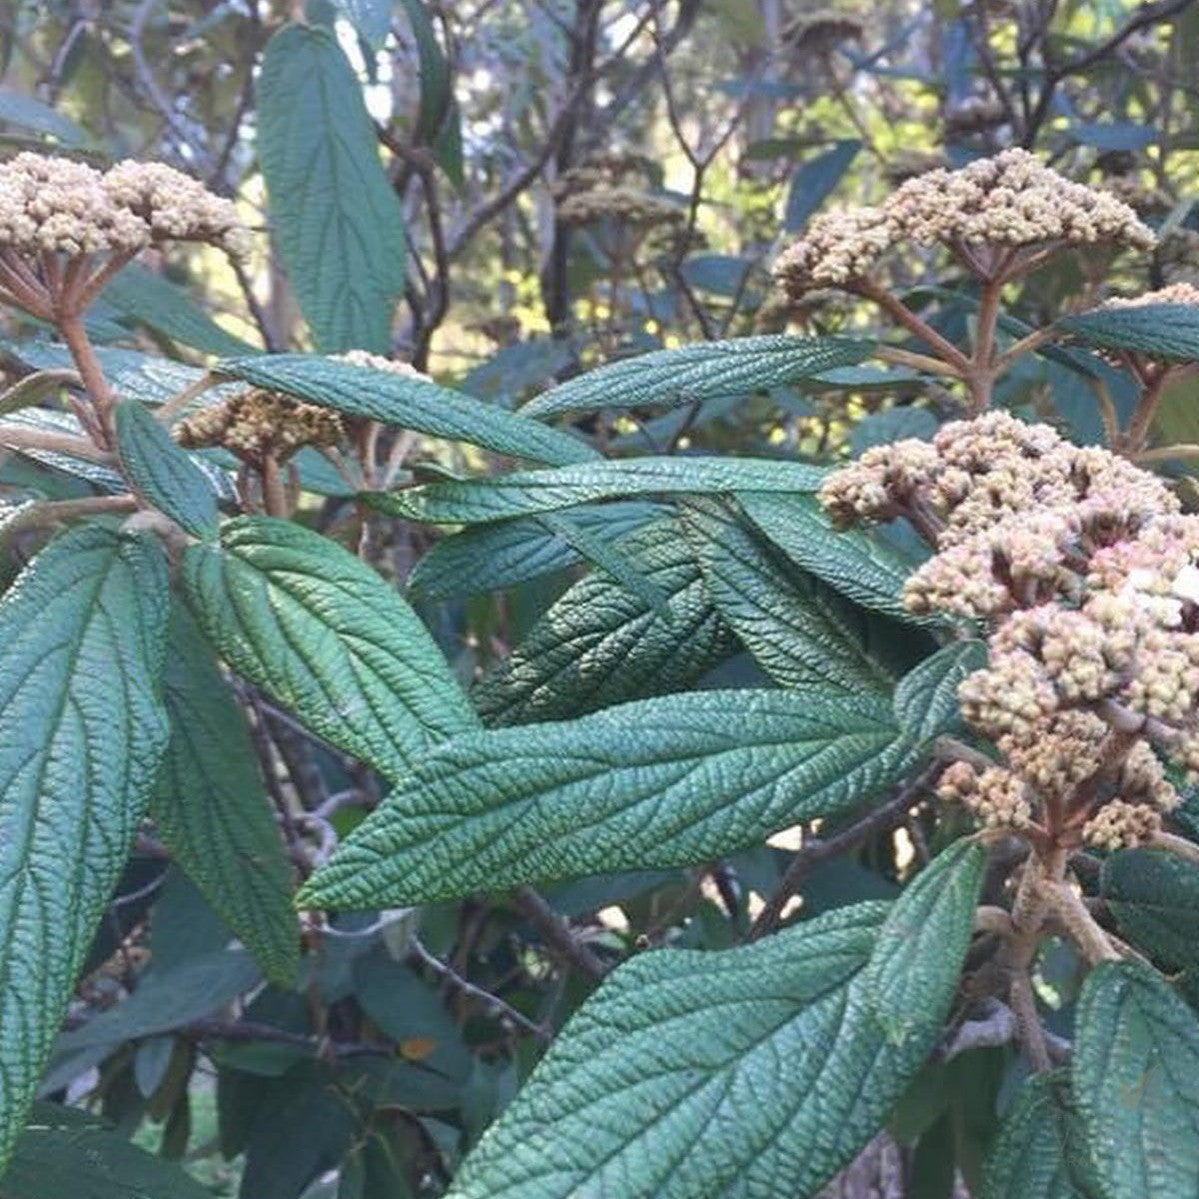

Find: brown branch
748;763;942;941
512;885;608;981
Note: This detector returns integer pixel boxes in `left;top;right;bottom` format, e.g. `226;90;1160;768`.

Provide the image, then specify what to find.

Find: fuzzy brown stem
1149;831;1199;867
57;311;115;448
0;423;113;463
853;279;972;374
1042;882;1120;964
260;454;289;518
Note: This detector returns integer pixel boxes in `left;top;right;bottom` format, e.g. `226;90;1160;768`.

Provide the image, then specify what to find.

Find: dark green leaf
0;525;170;1169
680;499;906;693
0;91;85;145
102;263;259;358
1102;848;1199;971
1058;304;1199;363
408;501;666;599
114;400;219;537
216;353;596;466
150;603;299;985
784;139;861;232
367;456;826;524
980;1073;1101;1199
850;406;938;456
864;840;985;1046
520;334;871;419
5;1102;214;1199
398;0;451;141
738;492;921;623
0;408;126;493
52;950;261;1057
679;254;754;297
298;687;919;908
1073;958;1199;1199
257;23;406;353
182;516;477;779
351;948;472;1081
438;901;960;1199
472;518;736;725
892;640;986;744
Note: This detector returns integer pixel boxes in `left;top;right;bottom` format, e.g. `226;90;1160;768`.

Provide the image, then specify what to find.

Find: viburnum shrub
5;143;1199;1199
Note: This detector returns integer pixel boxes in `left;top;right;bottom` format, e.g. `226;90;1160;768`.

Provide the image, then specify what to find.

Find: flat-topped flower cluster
821;411;1199;852
775;148;1155;295
0;152;248;260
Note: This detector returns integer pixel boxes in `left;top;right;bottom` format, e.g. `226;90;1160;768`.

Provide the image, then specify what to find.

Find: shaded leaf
182;516;477;780
5;1102;213;1199
408;501;666;599
680;499;911;693
1073;959;1199;1199
472;518;736;725
1102;848;1199;971
114;400;218;538
980;1073;1101;1199
738;492;921;623
785;139;861;232
892;640;986;744
103;263;259;358
150;603;299;985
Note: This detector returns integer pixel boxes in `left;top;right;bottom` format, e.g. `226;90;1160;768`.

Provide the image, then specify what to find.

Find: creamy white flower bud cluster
0;152;248;261
774;149;1154;296
177;389;343;464
1082;799;1162;851
822;411;1198;839
1100;282;1199;310
336;349;428;381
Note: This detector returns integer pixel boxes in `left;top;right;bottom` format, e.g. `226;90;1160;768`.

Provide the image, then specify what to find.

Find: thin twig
512;885;608;981
748;763;942;941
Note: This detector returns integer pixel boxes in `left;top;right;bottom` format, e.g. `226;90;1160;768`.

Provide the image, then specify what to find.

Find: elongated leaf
1073;959;1199;1199
257;23;406;354
892;640;986;744
537;510;668;614
1102;848;1199;971
980;1073;1101;1199
0;408;126;493
865;840;985;1046
298;687;918;909
114;400;218;537
0;90;85;145
103;263;259;358
473;518;736;725
521;334;871;419
738;491;920;623
399;0;451;141
52;950;261;1057
216;353;595;467
182;516;477;780
1058;304;1199;362
680;499;911;693
408;501;666;599
0;525;170;1170
439;900;963;1199
6;1102;214;1199
368;456;826;525
785;139;861;232
150;604;298;985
